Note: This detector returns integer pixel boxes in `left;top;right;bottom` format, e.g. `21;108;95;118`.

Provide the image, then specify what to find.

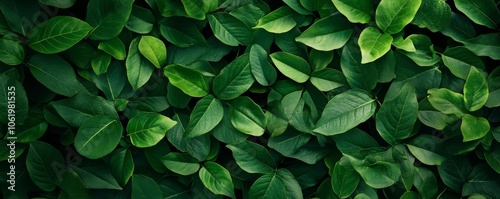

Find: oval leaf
255;6;297;34
127;112;177;148
26;141;65;192
74;115;123;159
359;27;393;64
332;0;373;24
199;161;235;198
86;0;134;40
164;64;210;97
229;96;267;136
185;95;224;138
160;152;200;176
208;13;253;46
132;174;163;199
227;140;276;174
270;52;310;83
375;0;422;34
0;38;24;65
213;54;254;100
295;13;353;51
461;114;490;142
138;36;167;68
464;67;489;111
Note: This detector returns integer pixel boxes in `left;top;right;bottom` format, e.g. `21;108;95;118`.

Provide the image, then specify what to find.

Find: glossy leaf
159;17;207;47
270;52;311;83
208;13;253;46
86;0;134;40
310;68;347;92
164;64;210;97
138;36;167;68
340;39;378;91
464;67;489;111
461;114;490;142
437;157;472;193
411;0;452;32
332;159;360;198
332;0;372;23
51;93;118;127
454;0;500;29
127;112;177;148
0;38;24;65
314;89;376;135
199;161;235;198
375;0;422;34
126;37;155;90
126;5;155;34
185;95;224;138
160;152;200;176
249;44;277;86
213;54;254;100
229;96;266;136
255;6;296;34
427;88;466;117
463;33;500;60
442;46;485;80
26;141;65;192
227;140;276;174
358;27;393;64
110;148;134;186
248;172;286;199
295;13;353;51
29;16;92;54
74;115;123;159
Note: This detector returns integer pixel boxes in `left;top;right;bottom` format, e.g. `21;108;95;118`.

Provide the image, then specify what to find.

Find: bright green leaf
270;52;310;83
255;6;297;34
138;36;167;68
375;0;422;34
185;95;223;138
464;67;489;111
74;115;123;159
127;112;177;148
199;161;235;198
227;140;276;174
213;54;254;100
295;13;353;51
229;96;267;136
358;27;393;64
332;0;372;24
164;64;210;97
461;114;490;142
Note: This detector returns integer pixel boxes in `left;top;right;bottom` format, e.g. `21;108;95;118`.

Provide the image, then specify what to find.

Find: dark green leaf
132;174;163;199
249;44;277;86
411;0;452;32
208;13;253;46
229;96;266;136
26;141;65;192
86;0;134;40
126;37;155;90
160;152;200;175
464;67;488;111
185;95;223;138
199;161;235;198
0;38;24;65
74;115;123;159
227;140;276;174
340;39;378;91
454;0;500;29
213;54;254;100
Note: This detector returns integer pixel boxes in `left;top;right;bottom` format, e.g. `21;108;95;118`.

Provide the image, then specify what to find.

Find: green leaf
160;152;200;175
268;127;311;157
376;84;418;145
164;64;209;97
98;37;127;60
284;0;312;15
91;61;127;100
91;52;111;76
0;38;24;65
213;54;254;100
110;148;134;186
248;172;286;199
414;167;438;199
462;164;500;198
74;115;123;159
86;0;134;40
270;52;310;83
310;68;347;92
464;67;489;111
437;157;472;193
358;27;393;64
254;6;297;34
398;34;441;66
0;74;28;124
407;136;446;165
69;164;121;190
127;112;177;148
131;175;163;199
332;0;372;24
454;0;500;29
276;168;303;199
51;93;118;127
486;89;500;108
181;0;205;20
28;16;92;54
199;161;235;198
159;17;207;47
28;54;88;97
309;49;333;71
185;95;223;138
411;0;452;32
208;13;253;46
331;159;360;198
461;114;490;142
126;37;155;90
26;141;65;192
229;96;266;136
463;33;500;60
138;36;167;68
314;89;376;135
227;140;276;174
295;13;353;51
126;5;155;34
249;44;277;86
374;50;396;83
440;12;477;42
484;147;500;174
442;46;485;80
352;160;401;189
39;0;76;8
427;88;466;117
57;170;90;199
340;39;378;91
375;0;422;34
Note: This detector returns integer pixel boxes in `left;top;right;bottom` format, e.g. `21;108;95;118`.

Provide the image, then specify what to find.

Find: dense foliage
1;0;500;198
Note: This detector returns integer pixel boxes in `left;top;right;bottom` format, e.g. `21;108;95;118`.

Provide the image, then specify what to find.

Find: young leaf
199;161;235;198
86;0;134;40
181;0;205;20
160;152;200;176
126;37;155;90
185;95;224;138
463;33;500;60
314;89;376;136
26;141;65;192
164;64;210;97
127;112;177;148
138;36;167;68
74;115;123;159
28;54;88;97
227;140;276;174
461;114;490;142
254;6;297;34
131;175;163;199
0;38;24;65
295;13;353;51
454;0;500;29
398;34;441;66
427;88;466;117
229;96;267;136
249;44;277;86
464;67;489;111
28;16;92;54
270;52;310;83
213;54;255;100
332;0;373;24
376;84;418;145
411;0;452;32
208;13;253;46
358;27;393;64
98;37;127;60
375;0;422;34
